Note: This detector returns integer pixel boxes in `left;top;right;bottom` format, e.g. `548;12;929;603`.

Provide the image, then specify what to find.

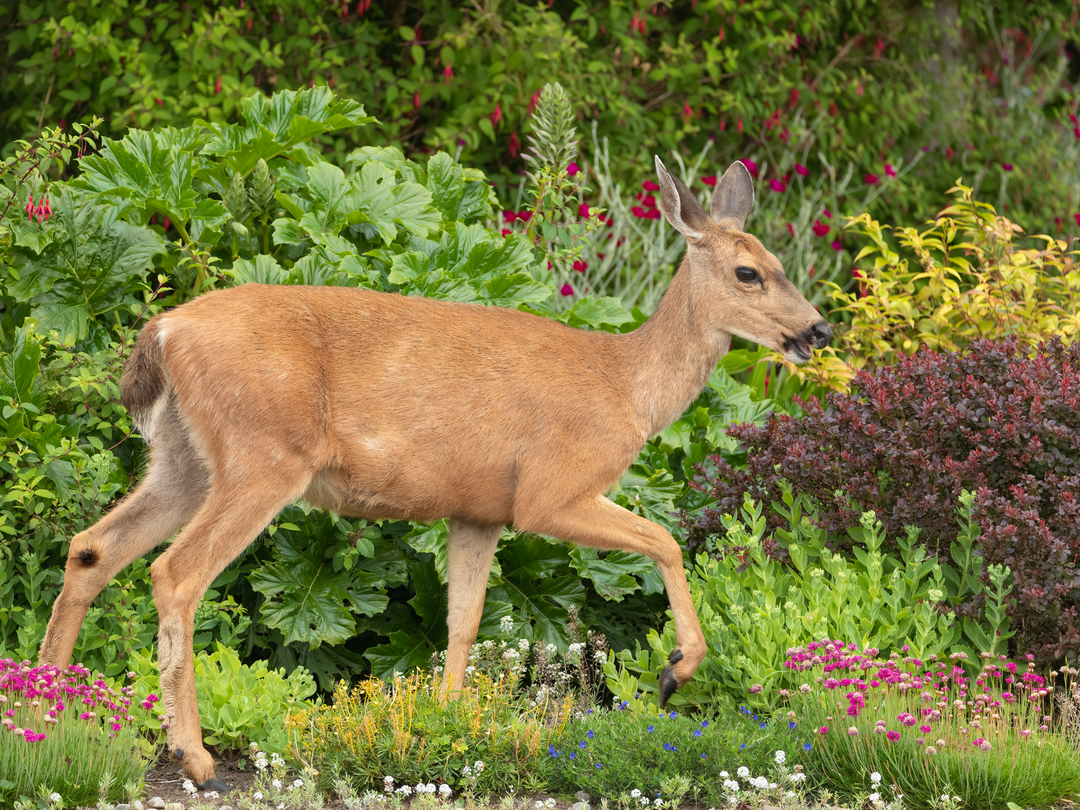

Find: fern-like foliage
523;82;578;187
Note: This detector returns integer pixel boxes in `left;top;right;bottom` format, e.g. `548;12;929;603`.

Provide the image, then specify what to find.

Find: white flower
869;793;880;804
272;779;282;789
397;785;412;796
474;760;485;772
737;766;750;779
182;780;196;795
750;776;769;790
205;792;219;799
723;780;740;794
536;802;545;809
385;776;395;785
790;773;806;784
774;749;787;765
631;789;642;799
871;772;882;784
439;784;452;797
518;639;531;652
640;798;650;807
719;772;729;779
654;800;664;808
545;800;556;808
50;794;61;804
786;792;795;799
254;792;263;801
293;778;304;788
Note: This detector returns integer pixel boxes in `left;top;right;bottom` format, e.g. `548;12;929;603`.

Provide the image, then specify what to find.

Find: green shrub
608;490;1013;713
126;643;316;755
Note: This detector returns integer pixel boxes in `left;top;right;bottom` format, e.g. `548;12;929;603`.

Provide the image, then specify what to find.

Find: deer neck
622;255;731;438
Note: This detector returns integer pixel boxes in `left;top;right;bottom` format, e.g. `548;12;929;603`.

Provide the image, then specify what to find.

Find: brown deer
38;158;831;790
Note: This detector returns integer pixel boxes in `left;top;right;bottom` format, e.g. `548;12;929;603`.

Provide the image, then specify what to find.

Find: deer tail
121;318;170;444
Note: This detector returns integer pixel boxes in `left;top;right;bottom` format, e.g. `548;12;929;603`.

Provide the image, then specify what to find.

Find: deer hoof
658;649;683;707
197;777;232;793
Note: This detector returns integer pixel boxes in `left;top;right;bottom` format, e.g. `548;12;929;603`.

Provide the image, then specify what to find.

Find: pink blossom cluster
779;640;1061;751
0;658;153;744
25;193;53;224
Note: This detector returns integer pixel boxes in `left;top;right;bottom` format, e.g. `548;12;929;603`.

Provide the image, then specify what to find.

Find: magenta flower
701;175;717;187
490;103;502;127
865;173;879;184
1002;163;1013;171
920;725;932;733
831;240;842;251
812;220;830;237
578;203;591;218
886;731;900;742
508;132;520;158
642;180;660;191
885;164;897;177
823;209;832;218
573;260;588;273
443;64;453;84
741;159;759;178
503;211;518;222
560;284;573;296
567;162;580;176
770;178;786;192
786;223;795;238
795;163;808;177
818;726;829;735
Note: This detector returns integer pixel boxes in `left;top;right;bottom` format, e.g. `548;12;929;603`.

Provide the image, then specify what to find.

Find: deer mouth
783;335;814;362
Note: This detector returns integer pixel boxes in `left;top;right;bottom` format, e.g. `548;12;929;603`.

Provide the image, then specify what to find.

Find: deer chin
781;335;814;363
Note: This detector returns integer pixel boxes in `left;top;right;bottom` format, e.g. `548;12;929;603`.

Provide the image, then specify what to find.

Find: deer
37;157;831;790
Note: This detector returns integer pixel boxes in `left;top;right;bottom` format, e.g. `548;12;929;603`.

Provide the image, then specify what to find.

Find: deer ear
654;156;709;242
710;160;755;231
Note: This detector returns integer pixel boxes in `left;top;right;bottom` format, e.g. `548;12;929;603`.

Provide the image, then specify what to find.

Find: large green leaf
202;87;376;175
568;547;653;601
425;152;495;224
351;161;439;244
7;192;165;342
364;559;447;677
249;531;388;649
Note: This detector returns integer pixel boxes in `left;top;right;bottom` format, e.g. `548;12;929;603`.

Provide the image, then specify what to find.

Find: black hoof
173;748;183;760
197;777;232;793
658;649;683;708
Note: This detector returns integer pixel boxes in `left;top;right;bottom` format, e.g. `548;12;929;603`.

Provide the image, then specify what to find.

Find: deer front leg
441;520;502;696
515;494;706;706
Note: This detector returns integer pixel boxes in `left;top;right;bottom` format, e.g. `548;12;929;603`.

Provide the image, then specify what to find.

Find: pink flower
887;731;900;742
831;240;842;251
443;64;453;84
215;76;222;95
560;284;573;296
1002;163;1013;171
508;132;520;158
1074;127;1080;140
642;180;660;191
701;175;717;187
1071;114;1078;125
503;211;518;222
1074;213;1080;227
786;223;795;238
516;211;532;222
885;164;897;177
567;162;580;176
578;203;591;218
750;684;762;694
573;260;588;273
490;103;502;127
818;726;829;735
25;193;34;222
812;220;830;237
769;178;786;192
920;725;932;733
631;206;648;218
795;163;808;177
865;173;879;184
823;209;832;218
741;159;759;178
414;91;421;110
500;229;511;237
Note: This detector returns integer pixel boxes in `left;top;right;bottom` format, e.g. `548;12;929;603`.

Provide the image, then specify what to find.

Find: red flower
831;240;842;251
1074;213;1080;227
637;194;656;208
567;162;580;176
501;228;512;237
414;91;421;109
1002;163;1013;171
945;146;955;160
683;103;693;125
25;193;33;221
642;180;659;191
215;75;222;95
516;211;532;222
528;89;541;115
631;206;648;218
701;175;717;187
865;173;879;184
503;211;518;222
741;159;758;178
1055;216;1062;233
573;260;588;273
736;117;743;133
786;223;795;237
1074;127;1080;140
764;109;781;130
795;163;808;177
443;64;453;84
770;178;786;192
508;132;520;157
490;103;502;127
560;284;574;296
812;220;830;237
823;209;832;218
885;164;897;177
578;203;591;218
1071;114;1078;125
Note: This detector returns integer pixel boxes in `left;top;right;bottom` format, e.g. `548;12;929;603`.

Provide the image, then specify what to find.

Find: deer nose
808;321;832;349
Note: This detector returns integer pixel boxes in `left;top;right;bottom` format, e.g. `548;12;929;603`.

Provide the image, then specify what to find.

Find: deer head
654;156;832;362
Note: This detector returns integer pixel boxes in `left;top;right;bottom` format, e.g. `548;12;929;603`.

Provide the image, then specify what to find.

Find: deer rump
124;283;642;529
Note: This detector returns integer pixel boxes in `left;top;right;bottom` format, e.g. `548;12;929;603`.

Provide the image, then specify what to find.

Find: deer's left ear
655;156;711;242
710;161;755;232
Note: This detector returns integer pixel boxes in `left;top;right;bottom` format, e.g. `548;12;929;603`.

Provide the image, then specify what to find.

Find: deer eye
735;266;759;283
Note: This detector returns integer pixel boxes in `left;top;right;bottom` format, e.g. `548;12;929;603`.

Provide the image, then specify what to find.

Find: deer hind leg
515;494;706;707
440;519;501;697
150;464;311;791
39;403;210;668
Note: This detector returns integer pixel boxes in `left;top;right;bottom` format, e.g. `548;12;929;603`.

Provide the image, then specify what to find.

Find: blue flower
804;742;813;752
789;721;797;730
701;753;707;759
619;701;629;710
569;752;576;760
740;743;746;750
647;725;655;733
693;729;702;737
668;711;677;720
586;730;594;739
579;741;587;749
701;720;710;728
587;709;594;715
595;763;602;770
548;744;560;758
663;743;677;752
760;721;767;728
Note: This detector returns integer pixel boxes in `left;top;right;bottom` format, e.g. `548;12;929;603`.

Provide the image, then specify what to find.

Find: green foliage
607;489;1013;713
542;698;808;808
126;643;317;755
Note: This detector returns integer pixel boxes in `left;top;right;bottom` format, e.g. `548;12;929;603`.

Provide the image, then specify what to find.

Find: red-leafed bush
688;336;1080;661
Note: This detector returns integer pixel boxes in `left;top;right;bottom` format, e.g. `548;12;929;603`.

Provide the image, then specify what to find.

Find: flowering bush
690;336;1080;662
0;659;148;807
780;639;1080;809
